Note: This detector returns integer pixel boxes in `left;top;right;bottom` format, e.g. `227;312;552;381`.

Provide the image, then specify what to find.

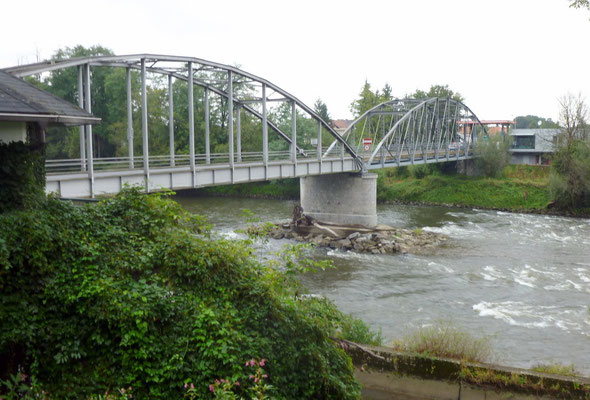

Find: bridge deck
46;148;472;198
47;156;358;198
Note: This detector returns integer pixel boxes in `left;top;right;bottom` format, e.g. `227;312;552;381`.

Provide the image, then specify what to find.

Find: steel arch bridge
324;98;487;171
3;54;487;198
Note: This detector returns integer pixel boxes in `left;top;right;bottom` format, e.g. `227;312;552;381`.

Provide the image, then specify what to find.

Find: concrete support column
300;172;378;227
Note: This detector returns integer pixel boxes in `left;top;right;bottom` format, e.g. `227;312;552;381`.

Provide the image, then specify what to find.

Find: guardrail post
78;66;86;172
188;62;195;186
141;58;149;191
168;74;175;167
126;67;134;169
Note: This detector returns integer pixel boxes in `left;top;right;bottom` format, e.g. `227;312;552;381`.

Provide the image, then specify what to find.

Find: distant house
331;119;353;136
0;70;99;147
509;128;559;165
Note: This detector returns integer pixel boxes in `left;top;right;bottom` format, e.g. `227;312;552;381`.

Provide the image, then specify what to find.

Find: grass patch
377;166;550;210
531;362;580;377
392;320;492;363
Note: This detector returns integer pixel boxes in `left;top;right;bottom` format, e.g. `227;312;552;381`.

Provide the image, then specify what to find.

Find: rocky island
265;212;448;255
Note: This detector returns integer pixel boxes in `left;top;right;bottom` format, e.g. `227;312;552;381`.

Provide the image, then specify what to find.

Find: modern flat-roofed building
509;128;559;165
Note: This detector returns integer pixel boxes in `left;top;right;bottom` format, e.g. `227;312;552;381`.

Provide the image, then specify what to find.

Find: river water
174;195;590;373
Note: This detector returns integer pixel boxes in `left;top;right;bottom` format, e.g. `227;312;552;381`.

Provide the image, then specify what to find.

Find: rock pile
267;218;447;255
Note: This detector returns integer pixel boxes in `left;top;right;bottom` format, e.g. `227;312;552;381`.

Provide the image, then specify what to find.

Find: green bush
409;164;433;179
548;139;590;209
474;135;512;178
0;188;360;399
339;315;383;346
391;320;492;363
393;166;409;178
0;142;46;212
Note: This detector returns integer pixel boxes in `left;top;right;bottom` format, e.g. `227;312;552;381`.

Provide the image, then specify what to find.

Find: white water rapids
175;195;590;373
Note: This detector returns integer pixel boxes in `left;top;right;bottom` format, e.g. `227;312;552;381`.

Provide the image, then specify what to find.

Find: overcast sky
2;0;589;121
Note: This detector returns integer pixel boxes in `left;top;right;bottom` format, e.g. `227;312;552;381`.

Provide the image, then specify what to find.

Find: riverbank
196;165;590;217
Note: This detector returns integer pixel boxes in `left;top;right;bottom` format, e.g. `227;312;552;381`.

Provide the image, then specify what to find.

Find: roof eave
0;112;101;126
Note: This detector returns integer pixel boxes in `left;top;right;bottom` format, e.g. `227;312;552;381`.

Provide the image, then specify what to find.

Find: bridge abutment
300;172;378;227
456;159;478;176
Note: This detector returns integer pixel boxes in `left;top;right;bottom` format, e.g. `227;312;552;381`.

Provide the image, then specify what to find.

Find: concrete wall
456;159;478;176
342;343;590;400
300;172;377;227
0;121;26;144
510;153;539;165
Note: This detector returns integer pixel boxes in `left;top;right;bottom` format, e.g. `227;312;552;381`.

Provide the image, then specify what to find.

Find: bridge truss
3;55;487;197
325;98;487;170
3;54;361;196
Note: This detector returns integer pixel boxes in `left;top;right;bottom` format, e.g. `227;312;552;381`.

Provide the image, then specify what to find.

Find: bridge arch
325;97;488;170
3;54;362;168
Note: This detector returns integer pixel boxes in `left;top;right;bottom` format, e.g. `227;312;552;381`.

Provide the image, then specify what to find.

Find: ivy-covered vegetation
0;189;363;399
0;141;45;213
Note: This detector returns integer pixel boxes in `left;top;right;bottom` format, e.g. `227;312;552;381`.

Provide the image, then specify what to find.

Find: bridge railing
44;149;347;175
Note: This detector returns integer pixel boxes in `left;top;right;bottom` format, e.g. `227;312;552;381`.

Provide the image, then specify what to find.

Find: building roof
0;71;100;126
461;120;515;125
331;119;352;130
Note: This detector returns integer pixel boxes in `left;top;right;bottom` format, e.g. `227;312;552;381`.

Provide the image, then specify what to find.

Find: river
174;194;590;374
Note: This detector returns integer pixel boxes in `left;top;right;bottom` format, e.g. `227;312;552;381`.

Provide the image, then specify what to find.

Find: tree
548;94;590;209
474;134;512;178
409;84;464;103
349;81;394;118
514;115;559;129
570;0;589;9
313;98;331;124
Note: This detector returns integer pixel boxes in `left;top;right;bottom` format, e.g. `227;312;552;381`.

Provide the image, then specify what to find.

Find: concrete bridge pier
300;172;378;227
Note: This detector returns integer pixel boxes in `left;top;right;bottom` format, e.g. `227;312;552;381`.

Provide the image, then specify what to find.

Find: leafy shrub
548;139;590;209
409;164;433;179
0;188;360;399
474;135;512;178
338;315;383;346
393;166;409;178
391;320;492;363
0;141;45;212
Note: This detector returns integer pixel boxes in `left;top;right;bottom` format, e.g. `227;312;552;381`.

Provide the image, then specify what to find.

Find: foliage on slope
376;165;550;211
0;188;361;399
